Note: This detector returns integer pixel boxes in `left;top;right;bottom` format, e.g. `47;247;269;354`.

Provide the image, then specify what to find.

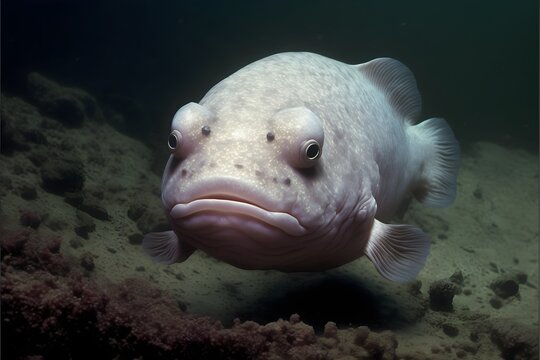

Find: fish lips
170;198;307;237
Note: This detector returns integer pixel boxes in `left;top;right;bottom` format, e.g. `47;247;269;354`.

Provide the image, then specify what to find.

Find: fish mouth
170;198;307;236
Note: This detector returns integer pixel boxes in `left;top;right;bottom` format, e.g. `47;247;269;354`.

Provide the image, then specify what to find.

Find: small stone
406;280;422;295
354;326;370;345
489;296;503;309
429;280;459;311
323;321;338;338
490;275;519;298
65;191;109;220
136;209;169;234
489;319;538;360
456;349;467;358
458;340;479;354
20;211;41;229
289;313;301;324
47;219;67;231
508;270;528;285
41;157;84;194
128;233;144;245
174;271;185;280
64;192;84;207
177;300;188;312
450;270;464;285
489;262;499;273
80;252;95;271
127;203;146;221
79;201;110;221
19;185;37;200
75;211;96;239
442;323;459;337
319;337;338;349
69;238;83;249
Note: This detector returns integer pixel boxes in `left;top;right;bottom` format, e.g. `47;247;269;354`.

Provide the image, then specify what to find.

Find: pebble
354;326;370;345
323;321;338;338
80;252;95;271
490;275;519;299
69;238;83;249
128;203;146;221
289;313;301;324
449;270;464;285
442;323;459;337
40;157;84;194
19;185;38;200
429;280;459;312
19;211;41;229
489;297;503;309
128;233;144;245
65;192;110;221
75;211;96;239
78;201;110;221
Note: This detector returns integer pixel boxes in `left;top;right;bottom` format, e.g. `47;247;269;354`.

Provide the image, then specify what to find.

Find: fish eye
168;130;182;151
303;139;321;160
291;139;323;168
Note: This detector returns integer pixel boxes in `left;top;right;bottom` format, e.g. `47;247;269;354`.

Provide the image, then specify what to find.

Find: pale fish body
143;52;460;282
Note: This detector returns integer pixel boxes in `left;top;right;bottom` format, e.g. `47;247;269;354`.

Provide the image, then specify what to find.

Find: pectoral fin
364;220;430;282
142;230;195;264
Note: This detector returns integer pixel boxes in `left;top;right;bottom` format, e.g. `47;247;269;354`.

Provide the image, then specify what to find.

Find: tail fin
409;118;460;207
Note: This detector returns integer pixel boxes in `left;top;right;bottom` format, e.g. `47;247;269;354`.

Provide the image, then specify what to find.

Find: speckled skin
160;52;429;271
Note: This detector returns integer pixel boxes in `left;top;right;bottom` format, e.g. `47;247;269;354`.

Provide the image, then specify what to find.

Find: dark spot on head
255;170;263;177
181;169;188;177
234;164;244;169
283;178;291;186
201;125;211;136
272;177;278;183
266;132;275;142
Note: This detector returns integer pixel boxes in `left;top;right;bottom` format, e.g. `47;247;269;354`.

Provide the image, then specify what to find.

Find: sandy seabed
1;74;538;359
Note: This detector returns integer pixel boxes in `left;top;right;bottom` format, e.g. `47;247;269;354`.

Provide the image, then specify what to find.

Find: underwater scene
1;1;538;359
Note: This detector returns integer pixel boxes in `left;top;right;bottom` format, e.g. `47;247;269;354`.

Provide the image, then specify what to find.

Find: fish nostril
234;164;244;170
283;178;291;186
181;169;188;177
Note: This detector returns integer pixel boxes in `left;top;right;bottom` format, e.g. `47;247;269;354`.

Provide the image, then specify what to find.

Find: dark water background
2;0;538;152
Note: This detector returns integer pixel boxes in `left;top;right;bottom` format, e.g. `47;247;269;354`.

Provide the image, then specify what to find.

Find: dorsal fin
356;58;422;123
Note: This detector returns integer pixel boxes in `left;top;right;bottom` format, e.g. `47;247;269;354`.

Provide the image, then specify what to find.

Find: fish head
160;102;371;270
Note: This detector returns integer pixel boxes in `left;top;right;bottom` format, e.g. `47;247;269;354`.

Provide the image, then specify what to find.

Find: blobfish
143;52;460;282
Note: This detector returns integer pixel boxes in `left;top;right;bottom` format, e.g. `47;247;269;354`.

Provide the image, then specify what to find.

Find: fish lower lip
170;199;306;236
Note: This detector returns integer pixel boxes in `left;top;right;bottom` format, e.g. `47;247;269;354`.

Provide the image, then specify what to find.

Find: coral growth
1;227;399;360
